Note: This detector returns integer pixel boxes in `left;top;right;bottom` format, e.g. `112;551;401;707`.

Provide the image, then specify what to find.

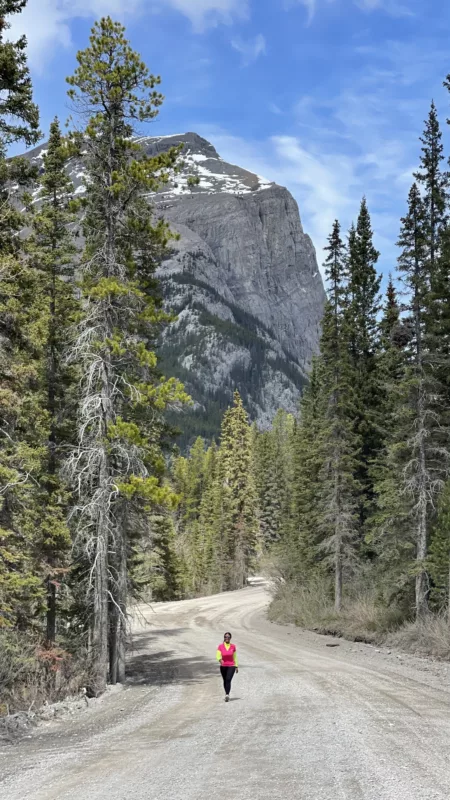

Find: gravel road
2;581;450;800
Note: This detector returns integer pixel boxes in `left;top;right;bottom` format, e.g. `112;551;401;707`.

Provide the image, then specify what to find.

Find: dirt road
2;581;450;800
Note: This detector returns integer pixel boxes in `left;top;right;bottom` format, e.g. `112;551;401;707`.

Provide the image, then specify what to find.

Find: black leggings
220;666;236;695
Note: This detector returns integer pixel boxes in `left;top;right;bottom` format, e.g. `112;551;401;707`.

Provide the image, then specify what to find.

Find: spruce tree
289;358;325;578
433;85;450;415
131;510;180;602
0;0;43;630
318;220;361;610
346;199;381;528
65;18;187;688
0;1;40;251
375;277;410;446
414;101;447;281
387;183;448;617
219;392;259;589
428;480;450;617
370;281;413;606
24;119;80;643
253;412;294;549
198;443;226;594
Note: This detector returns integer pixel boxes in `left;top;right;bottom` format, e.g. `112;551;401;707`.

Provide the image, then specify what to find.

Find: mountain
25;132;325;447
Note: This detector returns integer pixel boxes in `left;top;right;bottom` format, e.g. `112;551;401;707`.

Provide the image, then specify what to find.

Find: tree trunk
447;554;450;626
46;579;56;644
109;512;127;684
46;245;57;645
414;243;429;619
92;353;114;691
92;517;109;693
335;533;342;612
415;424;428;618
333;437;343;613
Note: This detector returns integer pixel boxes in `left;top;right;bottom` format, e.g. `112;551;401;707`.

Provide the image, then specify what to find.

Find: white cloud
289;0;415;21
159;0;249;31
356;0;414;13
8;0;144;72
296;0;317;24
269;103;283;115
231;34;266;66
8;0;250;71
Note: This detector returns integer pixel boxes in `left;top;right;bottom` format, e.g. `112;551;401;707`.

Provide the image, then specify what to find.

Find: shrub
0;629;89;714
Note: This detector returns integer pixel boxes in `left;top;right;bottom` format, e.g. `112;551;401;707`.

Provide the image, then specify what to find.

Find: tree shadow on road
126;629;217;688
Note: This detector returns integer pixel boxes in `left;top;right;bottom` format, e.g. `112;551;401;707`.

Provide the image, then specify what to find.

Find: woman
216;631;238;702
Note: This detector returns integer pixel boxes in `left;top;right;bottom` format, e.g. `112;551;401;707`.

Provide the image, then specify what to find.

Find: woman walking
216;632;238;701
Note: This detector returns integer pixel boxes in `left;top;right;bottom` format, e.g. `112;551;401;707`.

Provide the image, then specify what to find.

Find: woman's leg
220;666;227;691
224;667;236;696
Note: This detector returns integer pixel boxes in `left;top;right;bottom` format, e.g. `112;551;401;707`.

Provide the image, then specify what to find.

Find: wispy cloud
288;0;416;22
269;103;283;115
8;0;250;71
159;0;250;31
285;34;450;268
355;0;414;14
196;126;363;269
8;0;145;72
231;34;266;66
295;0;317;24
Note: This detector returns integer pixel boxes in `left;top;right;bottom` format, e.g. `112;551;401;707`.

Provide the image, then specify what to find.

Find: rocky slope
26;132;325;445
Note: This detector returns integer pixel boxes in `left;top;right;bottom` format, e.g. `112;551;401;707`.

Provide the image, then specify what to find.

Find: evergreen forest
2;0;450;713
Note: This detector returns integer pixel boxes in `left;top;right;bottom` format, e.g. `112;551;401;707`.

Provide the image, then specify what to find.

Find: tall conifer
414;101;447;280
65;18;187;687
219;392;259;589
387;184;448;617
346;199;381;528
0;0;42;629
26;119;80;642
318;221;360;610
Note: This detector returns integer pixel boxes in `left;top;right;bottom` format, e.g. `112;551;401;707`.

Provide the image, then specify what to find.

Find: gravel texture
1;581;450;800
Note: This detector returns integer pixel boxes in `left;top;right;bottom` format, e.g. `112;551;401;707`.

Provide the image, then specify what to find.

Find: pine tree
289;359;324;578
26;118;80;643
131;510;180;602
346;200;382;528
198;443;226;594
370;280;413;606
388;183;448;617
414;101;447;281
173;437;213;595
219;392;259;589
253;412;294;549
432;85;450;418
428;480;450;617
0;1;40;253
65;18;188;688
318;220;361;610
0;0;43;630
376;277;410;443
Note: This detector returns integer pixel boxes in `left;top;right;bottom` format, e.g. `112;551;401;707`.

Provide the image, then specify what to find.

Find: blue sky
9;0;450;278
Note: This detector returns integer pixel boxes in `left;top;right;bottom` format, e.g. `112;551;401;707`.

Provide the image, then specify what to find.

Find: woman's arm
216;649;223;666
233;649;239;671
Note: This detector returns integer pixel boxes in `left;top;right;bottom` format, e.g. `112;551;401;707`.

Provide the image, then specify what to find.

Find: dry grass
269;578;407;645
270;577;450;659
387;614;450;661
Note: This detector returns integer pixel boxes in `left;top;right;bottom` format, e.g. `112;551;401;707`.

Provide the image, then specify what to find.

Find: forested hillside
172;100;450;657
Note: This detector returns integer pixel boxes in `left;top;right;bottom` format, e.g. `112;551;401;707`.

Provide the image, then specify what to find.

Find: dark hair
224;632;232;638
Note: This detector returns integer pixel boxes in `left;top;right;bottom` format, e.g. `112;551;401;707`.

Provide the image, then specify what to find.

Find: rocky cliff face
25;132;325;445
